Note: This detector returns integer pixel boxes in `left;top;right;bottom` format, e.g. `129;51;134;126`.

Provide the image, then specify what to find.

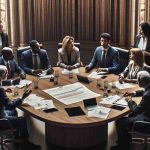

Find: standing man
85;33;119;74
0;21;9;53
111;71;150;150
21;40;53;75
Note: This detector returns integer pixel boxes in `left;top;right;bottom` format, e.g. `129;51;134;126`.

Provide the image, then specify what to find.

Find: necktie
33;54;38;70
6;62;11;79
101;51;106;67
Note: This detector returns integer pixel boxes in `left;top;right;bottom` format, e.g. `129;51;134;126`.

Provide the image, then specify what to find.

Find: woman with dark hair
119;48;150;83
57;36;81;70
134;22;150;65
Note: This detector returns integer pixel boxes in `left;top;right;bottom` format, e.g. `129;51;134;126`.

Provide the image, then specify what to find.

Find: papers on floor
110;81;135;89
43;82;101;105
23;94;56;110
88;71;104;79
87;106;111;119
16;80;32;88
100;95;127;107
62;68;79;74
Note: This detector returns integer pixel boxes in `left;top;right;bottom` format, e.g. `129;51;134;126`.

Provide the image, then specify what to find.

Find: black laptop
77;75;91;84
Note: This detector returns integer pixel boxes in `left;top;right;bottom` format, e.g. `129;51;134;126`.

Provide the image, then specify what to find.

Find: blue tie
101;51;106;67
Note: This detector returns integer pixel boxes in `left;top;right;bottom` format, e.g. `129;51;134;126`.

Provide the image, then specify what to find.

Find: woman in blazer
57;36;81;70
134;22;150;65
119;48;150;83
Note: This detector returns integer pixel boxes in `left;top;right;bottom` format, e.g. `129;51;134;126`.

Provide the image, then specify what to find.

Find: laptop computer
83;98;98;110
77;75;91;84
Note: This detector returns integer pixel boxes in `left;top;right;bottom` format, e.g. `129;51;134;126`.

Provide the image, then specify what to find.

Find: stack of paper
62;68;79;74
100;95;127;107
110;81;135;89
16;80;32;88
87;106;111;119
88;71;105;79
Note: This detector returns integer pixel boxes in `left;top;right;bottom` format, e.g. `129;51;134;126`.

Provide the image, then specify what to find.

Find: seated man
21;40;53;75
0;47;25;79
0;65;41;150
85;33;119;74
111;71;150;150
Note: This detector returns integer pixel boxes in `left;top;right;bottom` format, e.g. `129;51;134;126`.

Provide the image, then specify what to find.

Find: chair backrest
113;47;129;74
58;43;80;50
17;44;43;66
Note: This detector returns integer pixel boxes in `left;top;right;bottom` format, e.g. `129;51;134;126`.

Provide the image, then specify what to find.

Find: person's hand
118;75;124;84
66;65;73;71
20;73;26;79
123;92;133;102
33;69;43;75
85;66;91;72
46;68;54;75
21;90;32;100
5;88;12;93
96;68;107;73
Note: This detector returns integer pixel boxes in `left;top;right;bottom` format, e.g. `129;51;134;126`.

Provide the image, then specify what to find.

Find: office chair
0;118;20;150
129;121;150;150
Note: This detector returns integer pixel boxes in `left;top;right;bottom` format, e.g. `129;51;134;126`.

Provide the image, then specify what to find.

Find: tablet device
77;75;90;84
83;98;98;110
43;108;58;113
65;106;85;117
111;105;125;111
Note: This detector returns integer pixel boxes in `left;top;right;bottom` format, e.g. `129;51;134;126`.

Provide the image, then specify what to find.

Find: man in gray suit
85;33;119;74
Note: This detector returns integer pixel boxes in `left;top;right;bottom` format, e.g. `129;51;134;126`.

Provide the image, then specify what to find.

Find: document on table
100;95;128;107
110;81;135;89
23;94;56;110
16;80;32;88
62;68;79;74
43;82;101;105
88;71;104;79
40;74;54;79
87;106;111;119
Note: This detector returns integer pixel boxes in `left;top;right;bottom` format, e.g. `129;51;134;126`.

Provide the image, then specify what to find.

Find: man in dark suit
111;70;150;150
85;33;119;74
0;47;25;80
21;40;53;75
0;22;9;51
0;65;41;150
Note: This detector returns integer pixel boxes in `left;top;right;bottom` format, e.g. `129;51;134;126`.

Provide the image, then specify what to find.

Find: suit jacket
0;57;25;79
0;32;9;48
21;49;51;74
134;34;150;65
88;46;119;73
57;46;80;68
128;83;150;120
0;87;22;118
122;60;150;79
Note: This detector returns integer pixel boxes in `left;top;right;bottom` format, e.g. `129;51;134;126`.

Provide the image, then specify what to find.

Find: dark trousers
5;116;29;141
116;114;149;150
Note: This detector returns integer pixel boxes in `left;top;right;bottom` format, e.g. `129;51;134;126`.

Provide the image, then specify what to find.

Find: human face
66;39;73;49
32;42;40;53
130;52;134;60
100;38;110;49
139;26;145;37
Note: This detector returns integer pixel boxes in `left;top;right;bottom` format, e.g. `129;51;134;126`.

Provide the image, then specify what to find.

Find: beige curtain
6;0;139;48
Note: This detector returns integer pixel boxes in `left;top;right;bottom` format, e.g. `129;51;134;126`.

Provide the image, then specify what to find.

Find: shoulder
95;46;101;52
22;49;31;55
39;49;47;53
73;46;79;52
58;48;63;53
109;46;118;54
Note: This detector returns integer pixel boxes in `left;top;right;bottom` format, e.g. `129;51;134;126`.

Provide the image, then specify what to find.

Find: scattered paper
110;81;135;89
62;68;79;74
16;80;32;88
88;71;104;79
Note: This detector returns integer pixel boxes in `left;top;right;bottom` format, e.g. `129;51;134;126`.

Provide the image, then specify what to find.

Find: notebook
83;98;98;110
77;75;91;84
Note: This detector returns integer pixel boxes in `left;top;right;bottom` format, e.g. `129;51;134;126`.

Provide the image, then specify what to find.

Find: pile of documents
62;68;79;74
16;80;32;88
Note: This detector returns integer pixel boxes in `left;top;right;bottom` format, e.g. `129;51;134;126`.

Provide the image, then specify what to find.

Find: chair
129;121;150;150
112;47;129;74
58;42;83;66
17;44;43;66
0;118;17;150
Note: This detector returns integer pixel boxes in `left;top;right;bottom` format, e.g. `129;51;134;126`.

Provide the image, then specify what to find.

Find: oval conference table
15;67;141;150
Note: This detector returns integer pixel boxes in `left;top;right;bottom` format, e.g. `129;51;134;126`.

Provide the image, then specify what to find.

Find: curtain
6;0;139;48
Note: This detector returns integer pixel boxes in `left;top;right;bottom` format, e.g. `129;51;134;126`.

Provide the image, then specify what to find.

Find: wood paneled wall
6;0;139;48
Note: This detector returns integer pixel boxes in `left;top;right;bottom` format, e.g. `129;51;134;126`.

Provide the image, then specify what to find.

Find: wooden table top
13;67;141;127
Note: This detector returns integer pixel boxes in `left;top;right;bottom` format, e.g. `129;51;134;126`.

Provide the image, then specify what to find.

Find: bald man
0;47;25;79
